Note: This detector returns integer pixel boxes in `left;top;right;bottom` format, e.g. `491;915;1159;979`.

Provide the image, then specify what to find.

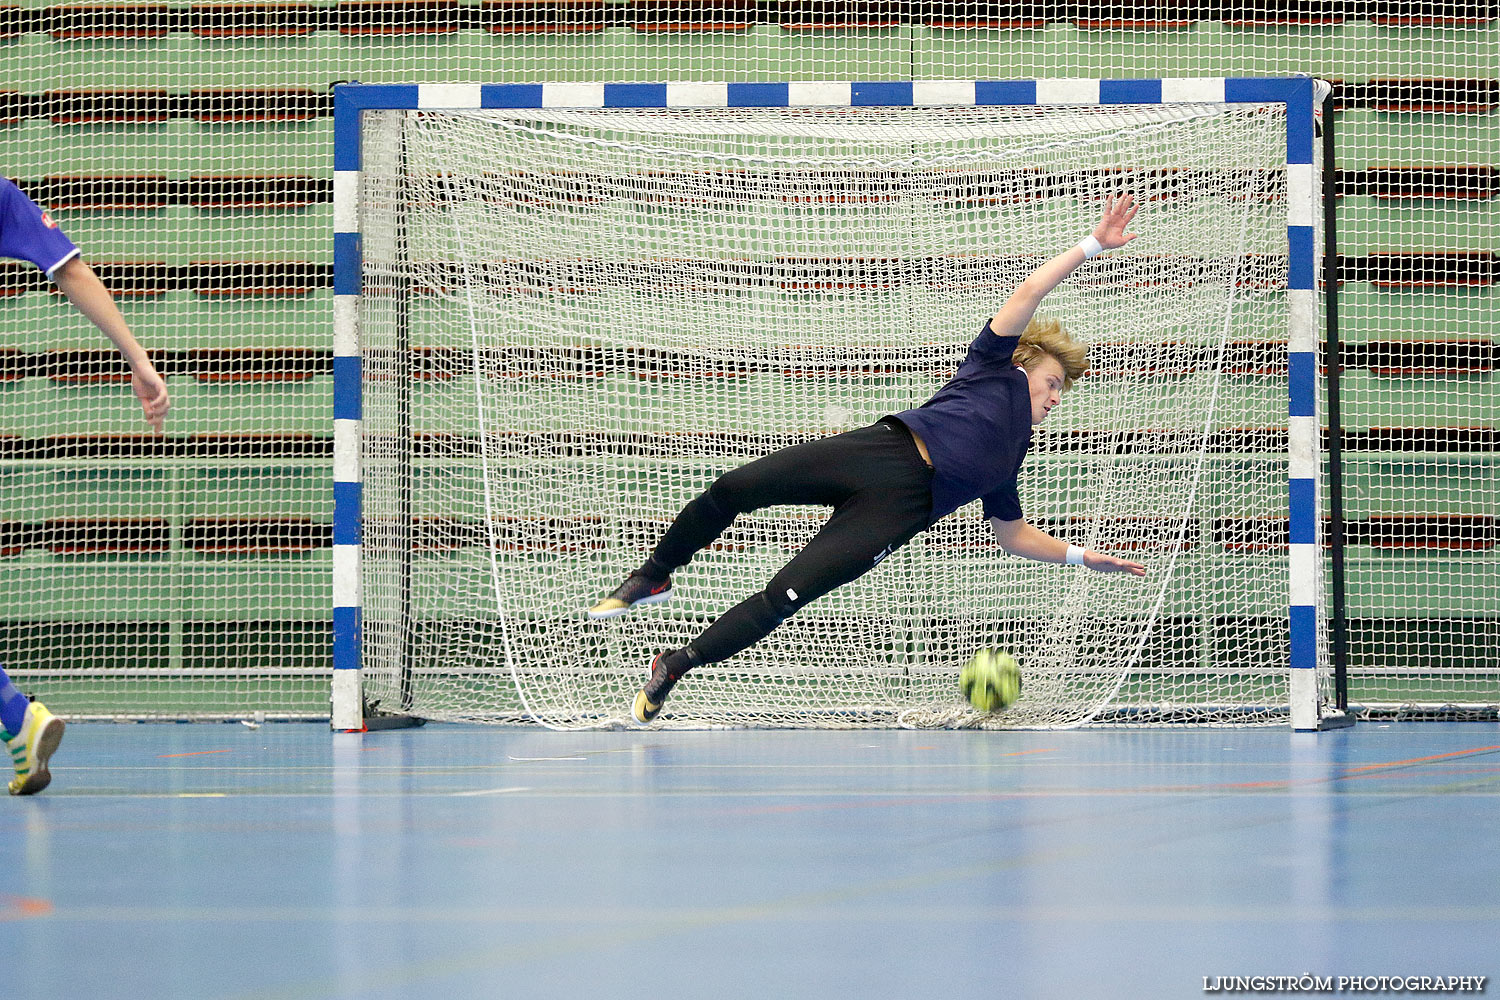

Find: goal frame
330;77;1335;733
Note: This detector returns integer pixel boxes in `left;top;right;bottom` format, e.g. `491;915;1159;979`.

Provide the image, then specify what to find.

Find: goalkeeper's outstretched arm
989;516;1147;576
988;193;1140;339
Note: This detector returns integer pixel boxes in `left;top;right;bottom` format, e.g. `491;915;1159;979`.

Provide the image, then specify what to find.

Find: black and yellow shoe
631;652;685;726
631;689;664;726
588;573;673;620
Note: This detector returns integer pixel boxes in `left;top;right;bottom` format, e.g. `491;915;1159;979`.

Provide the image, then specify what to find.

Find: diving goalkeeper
590;195;1148;725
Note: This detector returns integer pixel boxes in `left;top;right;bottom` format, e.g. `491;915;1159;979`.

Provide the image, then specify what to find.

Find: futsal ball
959;648;1022;713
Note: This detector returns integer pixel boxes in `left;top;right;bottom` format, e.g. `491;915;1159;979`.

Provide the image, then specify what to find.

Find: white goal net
356;98;1323;729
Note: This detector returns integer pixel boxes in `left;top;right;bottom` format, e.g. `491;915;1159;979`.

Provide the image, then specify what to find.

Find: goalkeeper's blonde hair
1013;317;1087;390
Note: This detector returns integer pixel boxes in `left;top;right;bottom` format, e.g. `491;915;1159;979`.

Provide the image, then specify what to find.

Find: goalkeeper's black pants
643;417;934;668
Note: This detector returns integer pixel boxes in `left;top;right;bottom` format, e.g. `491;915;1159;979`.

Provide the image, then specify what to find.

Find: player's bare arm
52;256;170;433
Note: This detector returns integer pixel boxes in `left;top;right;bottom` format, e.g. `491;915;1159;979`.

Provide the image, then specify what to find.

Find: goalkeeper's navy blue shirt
0;178;79;278
891;321;1033;524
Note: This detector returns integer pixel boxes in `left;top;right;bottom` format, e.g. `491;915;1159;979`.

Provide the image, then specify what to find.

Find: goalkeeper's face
1025;355;1067;426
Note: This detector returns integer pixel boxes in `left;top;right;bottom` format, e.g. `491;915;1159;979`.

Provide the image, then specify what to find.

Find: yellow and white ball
959;648;1022;713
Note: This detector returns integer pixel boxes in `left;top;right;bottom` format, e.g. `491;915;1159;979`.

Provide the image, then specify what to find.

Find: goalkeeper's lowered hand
1083;550;1147;576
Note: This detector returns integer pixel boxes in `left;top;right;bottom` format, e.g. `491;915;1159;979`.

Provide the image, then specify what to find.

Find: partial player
588;195;1149;726
1;176;170;794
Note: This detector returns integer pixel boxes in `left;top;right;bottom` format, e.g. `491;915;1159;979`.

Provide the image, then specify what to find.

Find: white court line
505;747;658;762
451;786;532;797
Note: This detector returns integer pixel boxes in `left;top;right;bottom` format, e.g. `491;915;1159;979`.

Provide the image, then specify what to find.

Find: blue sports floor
1;722;1496;999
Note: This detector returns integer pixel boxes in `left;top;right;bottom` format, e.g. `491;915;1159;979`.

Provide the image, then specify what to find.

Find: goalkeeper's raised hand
1091;193;1141;251
988;192;1142;339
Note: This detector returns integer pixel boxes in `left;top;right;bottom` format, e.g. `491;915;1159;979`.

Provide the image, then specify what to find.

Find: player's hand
1091;193;1140;251
131;359;170;433
1083;550;1146;576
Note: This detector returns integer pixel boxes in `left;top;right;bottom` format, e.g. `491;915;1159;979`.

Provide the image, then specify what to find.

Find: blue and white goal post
331;77;1337;733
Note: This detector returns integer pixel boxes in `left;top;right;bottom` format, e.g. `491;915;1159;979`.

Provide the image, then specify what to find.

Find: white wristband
1076;235;1104;259
1065;544;1086;566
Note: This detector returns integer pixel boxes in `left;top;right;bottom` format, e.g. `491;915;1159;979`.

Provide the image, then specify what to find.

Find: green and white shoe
6;700;65;796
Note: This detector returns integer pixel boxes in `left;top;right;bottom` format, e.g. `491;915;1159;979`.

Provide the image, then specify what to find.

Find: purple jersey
891;321;1032;524
0;177;80;278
